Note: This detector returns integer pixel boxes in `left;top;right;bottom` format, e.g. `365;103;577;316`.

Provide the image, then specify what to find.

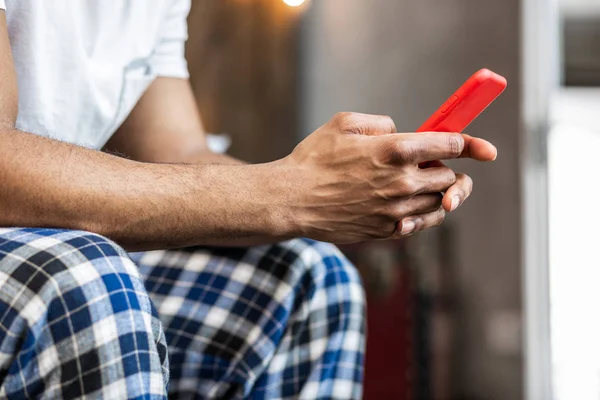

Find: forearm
187;150;300;246
0;129;296;251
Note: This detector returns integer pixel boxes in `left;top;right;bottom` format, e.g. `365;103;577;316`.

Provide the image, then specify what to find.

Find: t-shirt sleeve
0;1;6;10
149;0;191;79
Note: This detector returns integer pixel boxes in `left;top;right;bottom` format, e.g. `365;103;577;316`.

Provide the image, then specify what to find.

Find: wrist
257;158;304;239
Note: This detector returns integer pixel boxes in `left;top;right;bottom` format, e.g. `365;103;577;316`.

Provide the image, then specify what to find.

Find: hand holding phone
413;69;505;214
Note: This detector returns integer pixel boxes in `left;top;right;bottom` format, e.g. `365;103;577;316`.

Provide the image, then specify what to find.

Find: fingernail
401;220;416;235
450;196;460;212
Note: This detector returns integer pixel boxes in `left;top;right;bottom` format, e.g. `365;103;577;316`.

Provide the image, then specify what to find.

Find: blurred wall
186;0;301;163
300;1;523;399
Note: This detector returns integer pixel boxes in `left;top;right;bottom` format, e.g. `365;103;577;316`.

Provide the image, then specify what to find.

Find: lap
0;229;365;399
133;239;365;399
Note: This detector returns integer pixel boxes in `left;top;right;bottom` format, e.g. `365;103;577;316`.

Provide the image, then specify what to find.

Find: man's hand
105;80;497;244
274;112;496;243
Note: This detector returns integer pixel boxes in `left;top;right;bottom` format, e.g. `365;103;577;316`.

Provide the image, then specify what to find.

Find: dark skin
0;13;497;251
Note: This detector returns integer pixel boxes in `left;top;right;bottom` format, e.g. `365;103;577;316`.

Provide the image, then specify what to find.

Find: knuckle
332;112;357;131
377;205;397;220
443;168;458;186
455;173;473;195
447;134;464;158
434;208;446;226
389;202;409;221
392;207;408;222
376;141;398;164
381;115;396;132
332;112;351;126
465;174;474;191
401;175;420;195
413;217;425;232
394;140;420;164
333;111;351;121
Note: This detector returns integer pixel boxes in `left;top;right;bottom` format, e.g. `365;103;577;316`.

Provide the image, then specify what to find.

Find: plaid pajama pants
0;228;365;399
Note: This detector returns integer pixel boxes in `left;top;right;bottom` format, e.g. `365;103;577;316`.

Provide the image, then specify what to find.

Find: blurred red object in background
340;241;415;400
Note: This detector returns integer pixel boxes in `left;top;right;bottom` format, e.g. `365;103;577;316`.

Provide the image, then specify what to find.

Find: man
0;1;497;399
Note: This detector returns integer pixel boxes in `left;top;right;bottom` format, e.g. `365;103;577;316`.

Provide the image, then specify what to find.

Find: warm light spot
283;0;305;7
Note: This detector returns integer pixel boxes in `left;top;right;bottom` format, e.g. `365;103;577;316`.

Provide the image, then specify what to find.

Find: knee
0;229;159;344
5;230;147;312
0;229;168;396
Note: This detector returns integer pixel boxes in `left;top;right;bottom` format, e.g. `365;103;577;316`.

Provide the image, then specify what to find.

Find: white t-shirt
0;0;191;149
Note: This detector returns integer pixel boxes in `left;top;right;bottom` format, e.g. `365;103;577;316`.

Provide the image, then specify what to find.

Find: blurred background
183;0;599;399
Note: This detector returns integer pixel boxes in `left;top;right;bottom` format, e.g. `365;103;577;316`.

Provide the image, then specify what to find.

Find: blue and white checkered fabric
0;228;365;399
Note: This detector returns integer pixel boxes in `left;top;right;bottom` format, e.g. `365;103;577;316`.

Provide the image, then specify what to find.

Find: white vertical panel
549;88;600;400
521;0;560;398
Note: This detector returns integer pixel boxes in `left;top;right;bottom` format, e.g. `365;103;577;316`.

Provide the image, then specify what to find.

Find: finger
395;207;446;237
384;193;443;219
459;134;497;161
412;166;457;194
380;132;465;164
331;112;397;136
382;166;455;198
442;173;473;212
418;135;497;165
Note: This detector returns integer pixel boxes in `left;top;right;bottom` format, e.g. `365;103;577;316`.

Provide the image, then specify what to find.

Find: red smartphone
417;68;507;133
